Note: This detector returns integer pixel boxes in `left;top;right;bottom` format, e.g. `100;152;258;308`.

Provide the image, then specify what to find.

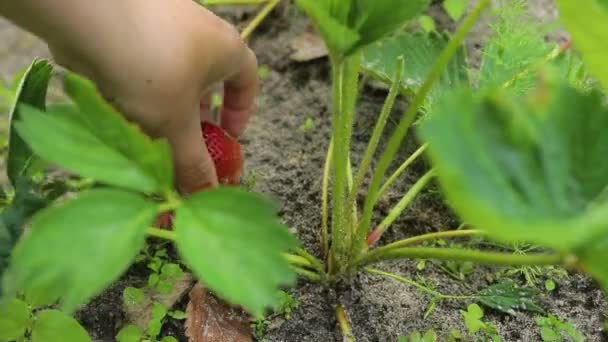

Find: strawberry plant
273;0;608;338
1;0;608;340
0;58;300;339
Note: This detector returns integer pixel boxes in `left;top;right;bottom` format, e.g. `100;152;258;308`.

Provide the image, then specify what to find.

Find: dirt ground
0;1;606;341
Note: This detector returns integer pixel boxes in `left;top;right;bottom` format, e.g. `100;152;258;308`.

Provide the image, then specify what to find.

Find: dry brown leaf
124;272;194;330
289;30;328;62
185;283;252;342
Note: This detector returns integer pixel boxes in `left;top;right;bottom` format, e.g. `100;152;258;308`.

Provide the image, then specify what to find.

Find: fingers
200;92;212;122
166;115;218;195
220;47;258;138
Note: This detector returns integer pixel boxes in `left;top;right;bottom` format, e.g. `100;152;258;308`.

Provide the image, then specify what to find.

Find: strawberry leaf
0;297;31;341
174;187;297;317
0;178;63;294
418;81;608;289
295;0;429;57
362;32;469;113
31;310;90;342
555;0;608;88
15;98;172;194
2;189;157;313
7;59;53;189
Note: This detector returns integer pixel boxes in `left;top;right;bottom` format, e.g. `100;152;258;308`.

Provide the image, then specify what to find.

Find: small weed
460;303;502;342
535;315;584;342
251;291;299;341
418;15;436;33
398;329;437;342
299;117;315;132
257;65;270;80
118;246;186;342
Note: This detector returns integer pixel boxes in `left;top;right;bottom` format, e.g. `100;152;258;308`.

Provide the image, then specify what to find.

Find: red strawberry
154;121;243;229
201;121;243;185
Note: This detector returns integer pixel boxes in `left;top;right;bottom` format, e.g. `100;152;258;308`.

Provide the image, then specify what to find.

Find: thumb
166;115;218;194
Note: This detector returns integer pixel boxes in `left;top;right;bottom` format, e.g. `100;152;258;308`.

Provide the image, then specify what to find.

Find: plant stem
159;190;182;212
283;253;313;268
295;247;326;274
200;0;268;4
290;266;322;282
375;229;483;253
366;268;472;300
329;53;361;272
356;247;563;268
322;138;333;261
240;0;280;40
147;227;176;241
376;143;428;201
348;57;404;211
355;0;491;256
367;169;436;247
336;304;355;342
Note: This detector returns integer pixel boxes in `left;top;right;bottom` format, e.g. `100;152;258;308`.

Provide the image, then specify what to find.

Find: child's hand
1;0;258;194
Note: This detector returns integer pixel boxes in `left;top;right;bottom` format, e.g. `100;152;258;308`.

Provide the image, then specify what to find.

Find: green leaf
294;0;360;56
443;0;468;21
160;337;179;342
24;286;60;308
362;32;469;113
418;16;436;33
0;178;59;294
0;298;31;342
123;287;145;307
478;0;553;95
15;73;173;193
155;280;173;295
555;0;608;88
544;279;556;292
160;263;183;281
460;304;485;334
7;59;53;188
295;0;429;57
348;0;430;54
174;187;297;317
151;302;168;321
116;324;143;342
168;310;187;320
418;83;608;253
31;309;91;342
477;280;544;314
540;326;559;341
148;303;167;337
148;273;160;288
424;330;438;342
3;189;157;313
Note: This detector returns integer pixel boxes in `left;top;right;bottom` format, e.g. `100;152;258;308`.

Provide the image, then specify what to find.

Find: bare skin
0;0;258;194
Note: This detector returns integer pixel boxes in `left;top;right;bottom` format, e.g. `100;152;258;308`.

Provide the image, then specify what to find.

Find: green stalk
295;247;326;274
366;268;472;300
376;143;428;201
377;229;482;252
240;0;280;40
356;247;563;268
322;138;333;260
336;305;355;342
147;227;176;241
355;0;491;254
329;53;361;272
366;169;436;247
290;266;322;281
283;253;313;268
347;57;405;211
